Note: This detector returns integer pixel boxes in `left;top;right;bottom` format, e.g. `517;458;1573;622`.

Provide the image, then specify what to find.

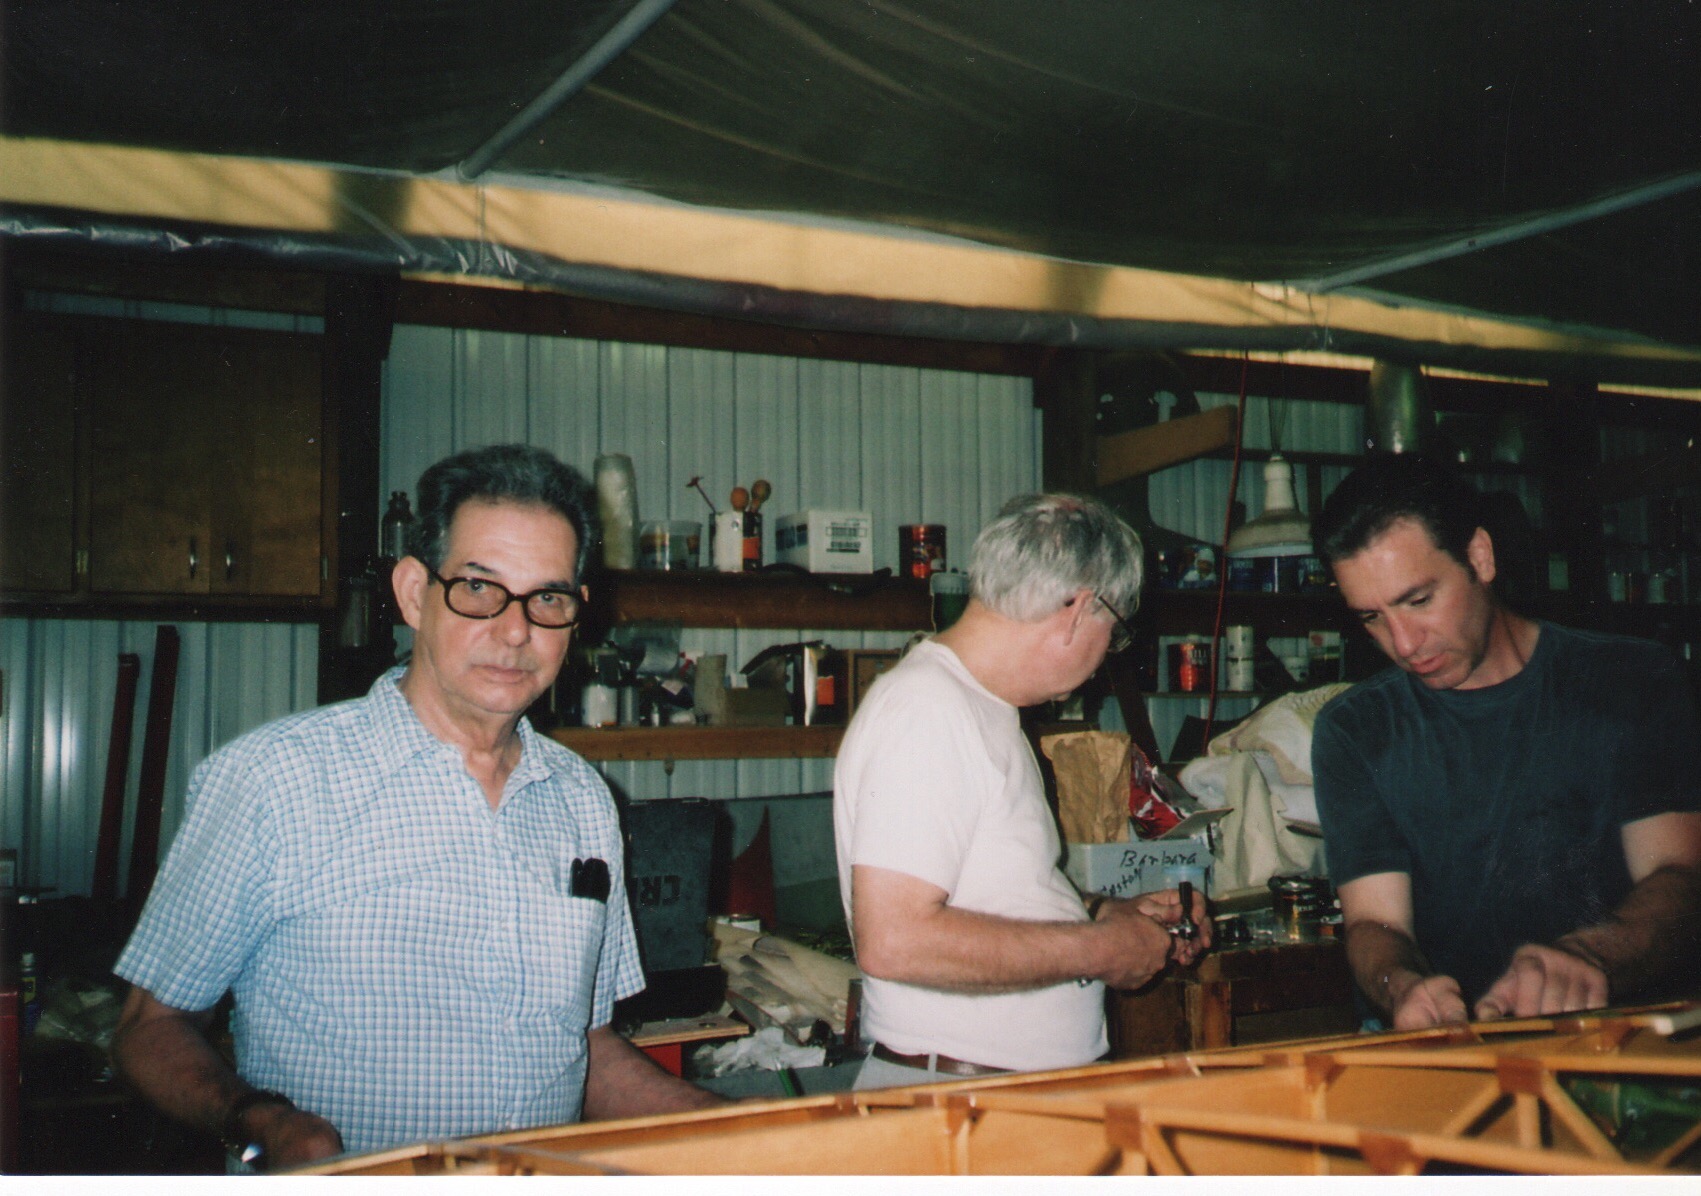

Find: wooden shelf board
549;724;845;761
1137;589;1360;637
627;1014;749;1049
589;569;929;631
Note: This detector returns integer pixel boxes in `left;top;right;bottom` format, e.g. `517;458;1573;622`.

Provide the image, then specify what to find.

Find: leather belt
870;1042;1011;1077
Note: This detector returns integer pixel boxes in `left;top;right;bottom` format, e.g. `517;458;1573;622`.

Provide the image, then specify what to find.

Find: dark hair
408;444;598;579
1312;454;1482;570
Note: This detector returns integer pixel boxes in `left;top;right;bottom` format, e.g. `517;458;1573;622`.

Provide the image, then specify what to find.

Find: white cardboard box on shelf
1063;811;1227;899
775;510;873;574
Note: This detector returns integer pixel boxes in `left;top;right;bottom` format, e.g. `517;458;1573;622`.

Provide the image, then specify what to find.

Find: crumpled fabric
1179;683;1352;895
695;1024;826;1077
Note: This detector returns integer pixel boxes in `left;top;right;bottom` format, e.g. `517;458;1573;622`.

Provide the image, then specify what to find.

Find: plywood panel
571;1107;956;1175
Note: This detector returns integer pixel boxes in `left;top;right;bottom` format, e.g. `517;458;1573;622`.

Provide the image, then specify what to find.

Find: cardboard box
1063;836;1216;900
776;510;873;574
843;648;901;716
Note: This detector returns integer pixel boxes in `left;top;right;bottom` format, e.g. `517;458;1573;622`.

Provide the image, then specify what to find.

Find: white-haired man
835;493;1208;1089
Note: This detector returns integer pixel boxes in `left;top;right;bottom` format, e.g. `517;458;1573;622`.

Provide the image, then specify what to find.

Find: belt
870;1042;1011;1077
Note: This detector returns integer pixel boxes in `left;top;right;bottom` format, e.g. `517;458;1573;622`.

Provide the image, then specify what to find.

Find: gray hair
967;493;1144;622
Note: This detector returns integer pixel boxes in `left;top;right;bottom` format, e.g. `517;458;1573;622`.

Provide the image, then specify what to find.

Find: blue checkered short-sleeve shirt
116;669;645;1158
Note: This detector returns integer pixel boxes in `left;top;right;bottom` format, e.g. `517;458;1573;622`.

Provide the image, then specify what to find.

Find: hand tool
686;475;718;514
1171;880;1199;942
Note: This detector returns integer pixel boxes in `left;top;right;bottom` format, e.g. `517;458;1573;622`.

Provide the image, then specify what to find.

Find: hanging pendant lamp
1226;453;1313;558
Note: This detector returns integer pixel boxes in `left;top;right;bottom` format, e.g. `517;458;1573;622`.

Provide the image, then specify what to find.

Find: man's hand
1386;970;1469;1030
1091;898;1180;989
1472;942;1608;1021
1131;886;1213;967
244;1102;345;1171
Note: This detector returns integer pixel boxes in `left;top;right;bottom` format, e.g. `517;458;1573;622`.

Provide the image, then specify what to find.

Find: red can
899;524;947;580
1171;640;1213;693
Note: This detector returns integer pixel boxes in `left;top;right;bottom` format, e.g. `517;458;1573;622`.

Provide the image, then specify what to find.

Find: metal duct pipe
1366;362;1436;454
458;0;682;181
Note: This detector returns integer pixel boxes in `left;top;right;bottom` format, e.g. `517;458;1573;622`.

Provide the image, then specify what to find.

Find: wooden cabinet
1;312;331;611
0;316;78;593
548;569;929;761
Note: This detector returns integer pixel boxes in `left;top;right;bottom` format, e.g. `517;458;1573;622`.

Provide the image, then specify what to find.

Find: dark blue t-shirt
1313;621;1701;1005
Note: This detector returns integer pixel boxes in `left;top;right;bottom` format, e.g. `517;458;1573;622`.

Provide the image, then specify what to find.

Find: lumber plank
1095;406;1238;486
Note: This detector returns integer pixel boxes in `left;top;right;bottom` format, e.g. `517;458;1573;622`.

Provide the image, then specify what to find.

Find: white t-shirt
834;639;1107;1070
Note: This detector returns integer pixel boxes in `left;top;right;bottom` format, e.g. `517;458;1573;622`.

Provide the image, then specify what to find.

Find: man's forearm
859;902;1157;993
581;1026;726;1121
111;1001;247;1138
1552;862;1701;999
1342;920;1433;1018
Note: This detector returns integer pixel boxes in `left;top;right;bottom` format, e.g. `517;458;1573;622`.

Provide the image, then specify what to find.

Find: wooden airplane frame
304;1003;1701;1177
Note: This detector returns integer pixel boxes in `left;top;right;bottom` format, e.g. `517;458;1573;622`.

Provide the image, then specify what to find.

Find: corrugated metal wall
0;620;319;897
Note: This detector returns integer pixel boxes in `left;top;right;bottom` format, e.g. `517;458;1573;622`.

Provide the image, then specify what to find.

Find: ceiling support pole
1293;169;1701;293
457;0;682;181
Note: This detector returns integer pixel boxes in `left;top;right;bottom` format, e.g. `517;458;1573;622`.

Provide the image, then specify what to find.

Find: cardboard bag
1041;730;1131;844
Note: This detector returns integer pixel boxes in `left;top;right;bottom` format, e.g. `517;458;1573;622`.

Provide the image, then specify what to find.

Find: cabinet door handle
188;536;199;579
225;541;236;580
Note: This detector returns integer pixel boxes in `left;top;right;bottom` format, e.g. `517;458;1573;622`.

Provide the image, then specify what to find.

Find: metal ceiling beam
457;0;681;181
1294;169;1701;293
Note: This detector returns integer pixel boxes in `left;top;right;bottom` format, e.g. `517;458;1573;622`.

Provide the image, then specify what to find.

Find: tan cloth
1178;684;1351;893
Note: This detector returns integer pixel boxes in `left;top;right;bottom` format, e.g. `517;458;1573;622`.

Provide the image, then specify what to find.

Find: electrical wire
1201;355;1252;747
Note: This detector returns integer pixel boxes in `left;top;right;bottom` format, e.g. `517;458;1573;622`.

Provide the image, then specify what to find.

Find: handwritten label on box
1064;838;1214;899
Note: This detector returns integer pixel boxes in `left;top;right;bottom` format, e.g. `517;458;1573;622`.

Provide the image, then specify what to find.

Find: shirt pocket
517;886;609;1027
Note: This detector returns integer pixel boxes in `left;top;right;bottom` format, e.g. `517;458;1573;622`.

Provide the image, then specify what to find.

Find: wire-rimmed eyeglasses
1096;594;1136;654
427;566;582;629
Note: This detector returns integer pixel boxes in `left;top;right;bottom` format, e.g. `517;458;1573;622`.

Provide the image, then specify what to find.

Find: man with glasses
835;492;1208;1090
112;445;721;1170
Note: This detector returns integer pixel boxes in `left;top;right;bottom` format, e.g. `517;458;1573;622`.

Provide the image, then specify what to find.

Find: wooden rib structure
304;1004;1701;1177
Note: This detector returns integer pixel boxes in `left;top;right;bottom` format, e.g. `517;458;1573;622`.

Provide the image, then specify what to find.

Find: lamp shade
1226;454;1313;558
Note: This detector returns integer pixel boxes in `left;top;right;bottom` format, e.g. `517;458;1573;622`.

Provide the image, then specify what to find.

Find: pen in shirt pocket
569;857;610;902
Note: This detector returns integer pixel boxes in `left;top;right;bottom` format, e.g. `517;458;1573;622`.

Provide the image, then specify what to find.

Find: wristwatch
221;1087;295;1166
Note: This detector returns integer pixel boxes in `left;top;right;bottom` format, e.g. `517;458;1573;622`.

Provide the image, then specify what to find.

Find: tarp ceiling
4;0;1700;386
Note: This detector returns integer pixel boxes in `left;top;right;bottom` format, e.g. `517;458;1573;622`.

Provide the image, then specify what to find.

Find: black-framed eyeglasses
1096;594;1136;654
426;566;582;629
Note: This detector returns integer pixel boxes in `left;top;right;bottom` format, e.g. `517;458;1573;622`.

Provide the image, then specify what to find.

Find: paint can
899;524;947;580
1170;638;1213;692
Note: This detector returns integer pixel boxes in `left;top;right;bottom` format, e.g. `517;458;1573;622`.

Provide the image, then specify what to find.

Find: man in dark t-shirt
1310;455;1701;1030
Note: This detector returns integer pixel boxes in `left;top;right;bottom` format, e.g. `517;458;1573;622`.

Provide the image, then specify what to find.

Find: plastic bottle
594;454;639;569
